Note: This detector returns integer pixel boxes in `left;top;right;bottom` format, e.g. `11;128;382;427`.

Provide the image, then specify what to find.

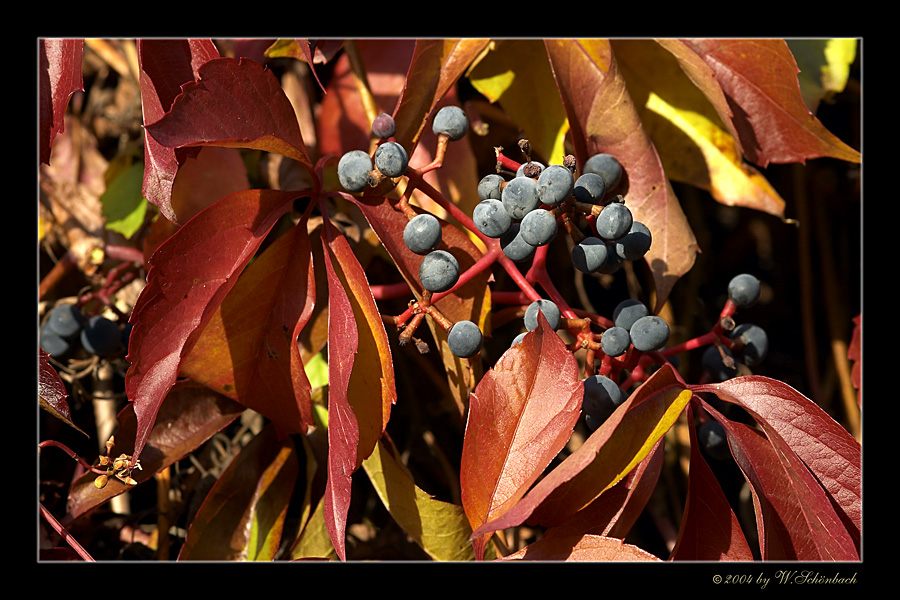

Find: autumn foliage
38;38;861;563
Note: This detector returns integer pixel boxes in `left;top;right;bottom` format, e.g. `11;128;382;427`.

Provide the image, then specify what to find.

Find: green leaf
100;161;147;239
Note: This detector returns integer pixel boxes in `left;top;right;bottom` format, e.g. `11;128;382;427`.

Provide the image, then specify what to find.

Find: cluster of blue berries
580;297;671;432
473;149;651;274
701;273;769;381
40;303;130;361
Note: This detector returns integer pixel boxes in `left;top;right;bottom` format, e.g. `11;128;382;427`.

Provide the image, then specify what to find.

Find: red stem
39;503;95;561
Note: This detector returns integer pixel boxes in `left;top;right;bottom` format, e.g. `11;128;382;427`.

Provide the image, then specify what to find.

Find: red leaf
179;221;316;436
39;349;86;436
144;56;314;171
460;316;582;560
848;314;861;404
138;39;221;223
327;226;396;467
39;39;84;165
320;224;361;562
708;408;858;560
124;190;300;464
670;405;754;561
680;39;860;167
544;39;699;311
691;375;861;551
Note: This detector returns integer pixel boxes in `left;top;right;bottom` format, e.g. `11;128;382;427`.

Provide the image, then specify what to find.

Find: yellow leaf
363;438;476;561
467;40;568;166
646;91;786;217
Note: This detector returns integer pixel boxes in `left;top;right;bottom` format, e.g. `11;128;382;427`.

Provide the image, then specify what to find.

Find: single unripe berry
432;105;469;140
372;113;396;139
727;273;761;309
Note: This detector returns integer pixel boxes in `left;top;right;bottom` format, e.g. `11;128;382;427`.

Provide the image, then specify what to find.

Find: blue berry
536;164;574;206
582;374;625;431
432;105;468;141
571;236;609;274
698;420;730;460
448;320;483;358
500;223;536;262
44;304;85;339
373;141;409;177
583;153;623;193
593;242;623;274
601;326;631;357
372;113;396;139
477;174;505;201
519;208;557;247
702;345;738;381
727;273;761;309
573;173;606;204
612;299;649;331
403;213;442;255
510;332;528;348
419;250;460;293
729;323;769;367
473;199;512;238
337;150;374;192
615;221;652;261
40;326;73;357
629;315;670;352
524;299;561;331
595;202;633;241
516;161;544;178
501;176;541;220
81;315;123;357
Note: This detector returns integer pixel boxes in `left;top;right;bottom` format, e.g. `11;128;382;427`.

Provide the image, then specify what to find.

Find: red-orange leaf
460;316;582;560
179;221;316;437
502;533;662;561
125;190;300;464
393;39;491;150
680;39;860;167
144;56;314;171
710;411;858;560
670;406;754;561
471;364;690;539
65;382;245;523
692;376;861;553
544;39;698;311
178;423;299;561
